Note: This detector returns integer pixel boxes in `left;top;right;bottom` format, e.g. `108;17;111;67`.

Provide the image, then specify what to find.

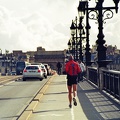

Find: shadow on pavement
77;80;120;120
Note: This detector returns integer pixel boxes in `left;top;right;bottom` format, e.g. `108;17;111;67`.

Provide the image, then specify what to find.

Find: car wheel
39;78;43;81
23;78;26;81
44;75;47;79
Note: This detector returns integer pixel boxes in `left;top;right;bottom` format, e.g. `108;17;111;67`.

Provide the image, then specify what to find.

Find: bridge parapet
87;66;120;102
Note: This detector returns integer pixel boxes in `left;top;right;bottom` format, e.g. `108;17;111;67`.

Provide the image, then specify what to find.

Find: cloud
0;0;120;54
0;5;69;53
101;14;120;48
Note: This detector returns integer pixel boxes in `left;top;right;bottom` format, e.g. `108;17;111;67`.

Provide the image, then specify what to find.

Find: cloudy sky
0;0;120;53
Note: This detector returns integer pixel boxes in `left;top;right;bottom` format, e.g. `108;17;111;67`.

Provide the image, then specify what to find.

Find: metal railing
88;67;98;86
103;70;120;100
87;67;120;101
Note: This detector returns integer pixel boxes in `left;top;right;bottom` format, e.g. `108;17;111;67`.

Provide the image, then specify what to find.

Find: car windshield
26;66;38;70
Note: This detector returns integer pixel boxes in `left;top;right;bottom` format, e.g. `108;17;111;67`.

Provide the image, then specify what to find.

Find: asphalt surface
0;75;50;120
21;75;120;120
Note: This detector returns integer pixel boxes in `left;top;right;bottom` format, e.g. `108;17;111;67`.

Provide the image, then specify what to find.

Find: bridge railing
88;67;98;86
87;67;120;101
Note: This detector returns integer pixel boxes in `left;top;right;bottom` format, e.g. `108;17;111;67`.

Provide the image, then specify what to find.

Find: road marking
65;74;75;120
0;85;3;88
0;81;15;88
40;114;64;117
5;81;15;85
71;108;75;120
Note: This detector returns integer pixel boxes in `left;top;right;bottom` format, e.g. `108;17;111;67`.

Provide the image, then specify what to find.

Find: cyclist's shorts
67;74;77;86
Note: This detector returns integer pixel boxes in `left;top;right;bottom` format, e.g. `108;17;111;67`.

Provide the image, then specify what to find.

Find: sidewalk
28;75;120;120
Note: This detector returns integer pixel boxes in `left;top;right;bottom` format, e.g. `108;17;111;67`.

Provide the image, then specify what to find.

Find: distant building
34;47;66;71
13;46;67;71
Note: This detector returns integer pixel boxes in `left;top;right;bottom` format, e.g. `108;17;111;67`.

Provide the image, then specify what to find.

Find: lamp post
72;36;76;59
10;53;13;72
67;39;71;54
67;37;75;57
78;16;85;61
70;16;85;61
5;50;9;74
78;1;92;66
70;16;78;60
78;0;120;67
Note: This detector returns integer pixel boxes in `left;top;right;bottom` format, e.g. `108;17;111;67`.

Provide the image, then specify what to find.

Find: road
0;76;50;120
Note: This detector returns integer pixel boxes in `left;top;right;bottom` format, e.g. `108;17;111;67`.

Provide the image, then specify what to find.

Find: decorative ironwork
78;0;120;67
103;10;114;23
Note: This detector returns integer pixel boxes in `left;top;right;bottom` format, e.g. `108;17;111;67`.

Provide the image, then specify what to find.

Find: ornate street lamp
4;50;8;74
70;17;78;60
78;1;92;66
70;16;85;61
78;1;93;66
78;0;120;67
78;16;85;61
67;39;71;53
67;38;75;58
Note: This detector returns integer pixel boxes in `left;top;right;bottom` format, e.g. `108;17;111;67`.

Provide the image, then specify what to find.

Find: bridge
18;68;120;120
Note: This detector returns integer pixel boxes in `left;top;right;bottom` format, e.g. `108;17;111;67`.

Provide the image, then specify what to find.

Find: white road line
64;75;75;120
71;108;75;120
0;85;4;88
5;81;15;85
0;81;15;88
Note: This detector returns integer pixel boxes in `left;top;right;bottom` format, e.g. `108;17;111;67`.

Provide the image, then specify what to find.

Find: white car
40;64;47;78
31;63;47;79
22;65;44;81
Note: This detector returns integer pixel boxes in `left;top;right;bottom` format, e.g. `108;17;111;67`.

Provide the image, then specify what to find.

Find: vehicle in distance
22;65;44;81
44;64;52;76
40;64;47;78
11;71;16;75
31;63;47;78
8;71;16;75
16;61;31;75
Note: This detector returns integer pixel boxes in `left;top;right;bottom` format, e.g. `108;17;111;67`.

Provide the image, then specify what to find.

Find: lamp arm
88;10;98;23
103;9;114;24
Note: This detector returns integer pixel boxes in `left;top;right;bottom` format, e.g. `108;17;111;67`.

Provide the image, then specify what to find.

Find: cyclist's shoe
69;104;72;108
73;98;77;106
